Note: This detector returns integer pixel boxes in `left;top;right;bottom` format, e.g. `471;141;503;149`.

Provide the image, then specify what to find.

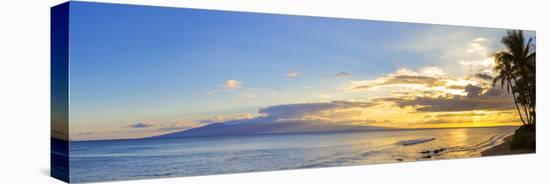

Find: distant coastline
68;125;520;142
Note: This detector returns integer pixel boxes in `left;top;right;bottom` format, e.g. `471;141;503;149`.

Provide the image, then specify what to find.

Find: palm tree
493;30;536;131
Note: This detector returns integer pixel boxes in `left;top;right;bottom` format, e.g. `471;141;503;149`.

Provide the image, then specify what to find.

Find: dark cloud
259;101;376;119
386;75;446;86
482;87;506;97
379;95;514;112
474;73;494;81
373;80;514;112
464;84;483;97
335;72;351;77
126;122;154;129
447;85;465;90
353;75;446;90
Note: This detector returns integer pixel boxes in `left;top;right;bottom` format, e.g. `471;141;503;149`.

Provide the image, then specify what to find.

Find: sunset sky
63;2;535;141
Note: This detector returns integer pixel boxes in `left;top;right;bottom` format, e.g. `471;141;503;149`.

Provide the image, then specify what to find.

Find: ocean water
69;126;516;183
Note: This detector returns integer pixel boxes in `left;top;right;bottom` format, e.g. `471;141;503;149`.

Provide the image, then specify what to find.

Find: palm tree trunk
508;80;528;127
522;101;531;124
531;108;536;125
511;76;532;125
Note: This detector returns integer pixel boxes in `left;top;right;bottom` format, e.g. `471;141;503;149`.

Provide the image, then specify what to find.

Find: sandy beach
481;135;535;156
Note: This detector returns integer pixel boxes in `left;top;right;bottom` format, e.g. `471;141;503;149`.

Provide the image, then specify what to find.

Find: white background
0;0;548;183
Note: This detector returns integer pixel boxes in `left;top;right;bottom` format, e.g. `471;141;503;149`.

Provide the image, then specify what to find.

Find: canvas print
51;1;536;183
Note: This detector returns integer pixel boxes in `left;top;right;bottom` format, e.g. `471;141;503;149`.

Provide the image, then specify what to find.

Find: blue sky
65;2;534;140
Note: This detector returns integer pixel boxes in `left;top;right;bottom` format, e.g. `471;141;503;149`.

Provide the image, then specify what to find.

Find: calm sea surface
69;126;515;183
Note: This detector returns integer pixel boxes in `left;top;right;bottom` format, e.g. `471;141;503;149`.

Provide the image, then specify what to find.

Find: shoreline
481;135;535;156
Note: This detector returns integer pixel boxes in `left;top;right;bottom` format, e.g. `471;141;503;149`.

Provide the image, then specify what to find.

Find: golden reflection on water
444;128;470;157
449;128;468;146
338;127;514;165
